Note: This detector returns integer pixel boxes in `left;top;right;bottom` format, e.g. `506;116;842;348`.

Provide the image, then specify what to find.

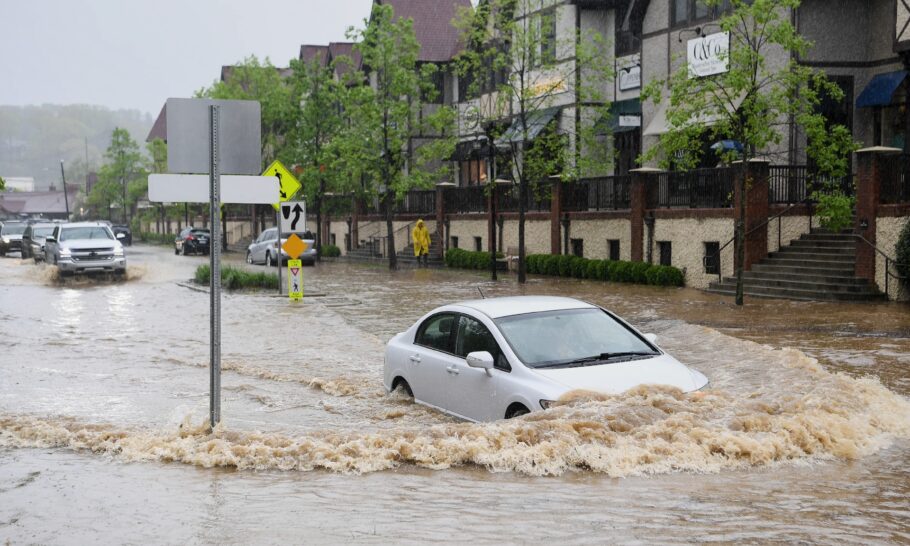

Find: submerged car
0;221;27;256
44;222;126;275
174;227;210;255
384;296;708;422
246;228;316;266
21;222;56;261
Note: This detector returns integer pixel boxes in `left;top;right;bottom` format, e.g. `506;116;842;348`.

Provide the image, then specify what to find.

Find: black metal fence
881;154;910;204
444;186;487;213
397;190;436;215
649;168;734;209
768;165;855;204
561;176;632;211
497;184;552;213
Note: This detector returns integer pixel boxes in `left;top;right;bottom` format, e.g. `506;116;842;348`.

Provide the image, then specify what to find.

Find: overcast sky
1;0;374;116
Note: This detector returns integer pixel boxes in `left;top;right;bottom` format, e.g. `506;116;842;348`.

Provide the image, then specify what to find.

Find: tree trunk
518;175;527;284
315;178;325;262
735;163;747;306
385;192;397;271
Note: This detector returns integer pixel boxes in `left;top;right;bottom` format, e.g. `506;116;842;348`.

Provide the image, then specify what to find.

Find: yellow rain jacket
412;219;431;256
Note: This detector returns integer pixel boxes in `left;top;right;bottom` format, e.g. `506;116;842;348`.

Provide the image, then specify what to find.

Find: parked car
21;223;56;262
245;228;316;266
112;225;132;246
44;222;127;275
0;221;27;256
384;296;709;422
174;227;211;255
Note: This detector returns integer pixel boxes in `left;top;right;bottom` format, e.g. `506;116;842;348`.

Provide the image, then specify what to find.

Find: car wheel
174;246;179;255
505;404;530;419
265;252;273;267
392;378;413;398
246;251;253;264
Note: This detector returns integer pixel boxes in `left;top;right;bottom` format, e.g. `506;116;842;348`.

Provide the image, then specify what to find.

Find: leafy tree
641;0;856;305
283;52;349;260
455;0;614;283
338;4;456;270
87;127;146;223
0;176;5;191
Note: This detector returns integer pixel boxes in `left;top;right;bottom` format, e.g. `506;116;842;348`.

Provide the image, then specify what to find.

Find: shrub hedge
138;232;176;245
320;244;341;258
194;265;279;290
525;253;684;287
445;248;504;270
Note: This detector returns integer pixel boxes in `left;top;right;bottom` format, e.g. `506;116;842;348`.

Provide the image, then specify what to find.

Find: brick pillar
436;182;452;255
733;160;770;271
854;147;899;281
630;168;661;262
550;177;562;254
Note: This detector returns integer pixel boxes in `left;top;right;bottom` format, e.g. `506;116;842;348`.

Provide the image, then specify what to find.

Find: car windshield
60;226;113;241
494;308;658;368
33;227;54;237
2;224;26;235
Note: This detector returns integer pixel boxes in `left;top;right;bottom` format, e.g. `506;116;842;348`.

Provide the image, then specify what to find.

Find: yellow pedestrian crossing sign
262;160;302;211
288;259;303;301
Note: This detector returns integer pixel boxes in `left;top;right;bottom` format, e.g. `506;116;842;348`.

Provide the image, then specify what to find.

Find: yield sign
263;160;302;211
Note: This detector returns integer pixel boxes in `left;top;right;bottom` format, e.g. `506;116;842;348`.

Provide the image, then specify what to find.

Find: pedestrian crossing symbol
288;259;303;301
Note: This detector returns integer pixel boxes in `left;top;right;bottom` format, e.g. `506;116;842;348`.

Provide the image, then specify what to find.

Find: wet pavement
1;244;909;544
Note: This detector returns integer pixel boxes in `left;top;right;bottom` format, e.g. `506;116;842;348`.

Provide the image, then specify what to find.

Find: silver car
246;228;316;266
44;222;127;275
22;223;56;262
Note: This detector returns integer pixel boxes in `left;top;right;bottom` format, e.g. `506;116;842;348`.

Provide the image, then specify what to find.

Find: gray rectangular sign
166;98;262;175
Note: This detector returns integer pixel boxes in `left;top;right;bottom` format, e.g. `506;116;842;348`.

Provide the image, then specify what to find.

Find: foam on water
2;324;908;477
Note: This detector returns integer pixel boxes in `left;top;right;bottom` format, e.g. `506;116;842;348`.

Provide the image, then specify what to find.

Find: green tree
641;0;856;305
0;176;5;191
88;127;146;223
455;0;614;283
283;52;349;260
338;4;456;270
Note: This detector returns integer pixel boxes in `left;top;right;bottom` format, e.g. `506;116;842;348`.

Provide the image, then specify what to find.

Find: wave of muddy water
2;246;910;543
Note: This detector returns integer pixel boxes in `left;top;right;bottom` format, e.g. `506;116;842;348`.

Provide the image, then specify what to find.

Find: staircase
397;241;445;268
707;229;886;301
343;239;385;262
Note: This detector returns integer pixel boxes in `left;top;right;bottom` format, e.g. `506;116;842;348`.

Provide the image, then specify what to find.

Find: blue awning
856;70;908;108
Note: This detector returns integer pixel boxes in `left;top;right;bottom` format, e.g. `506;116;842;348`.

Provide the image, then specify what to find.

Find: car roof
455;296;595;319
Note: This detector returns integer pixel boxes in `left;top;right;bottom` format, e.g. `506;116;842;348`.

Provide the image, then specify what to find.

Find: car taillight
186;235;195;241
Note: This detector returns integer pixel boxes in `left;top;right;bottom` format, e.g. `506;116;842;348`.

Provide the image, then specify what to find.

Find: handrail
703;198;811;282
851;233;909;299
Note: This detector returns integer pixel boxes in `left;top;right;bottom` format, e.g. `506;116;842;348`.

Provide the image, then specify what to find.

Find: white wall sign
618;54;641;91
687;32;730;78
619;115;641;127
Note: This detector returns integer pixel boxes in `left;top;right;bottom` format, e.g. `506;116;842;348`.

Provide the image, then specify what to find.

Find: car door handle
409;355;421;363
446;366;460;375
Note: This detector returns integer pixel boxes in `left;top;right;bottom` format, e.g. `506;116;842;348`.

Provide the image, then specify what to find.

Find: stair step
775;246;855;256
751;264;857;276
743;271;869;285
763;257;855;268
706;285;885;302
800;233;856;242
788;239;856;249
719;276;874;292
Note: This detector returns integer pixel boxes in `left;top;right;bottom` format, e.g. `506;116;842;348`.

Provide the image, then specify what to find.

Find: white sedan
384;296;709;422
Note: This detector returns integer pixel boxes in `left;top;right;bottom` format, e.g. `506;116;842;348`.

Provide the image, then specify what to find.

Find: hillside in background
0;104;154;189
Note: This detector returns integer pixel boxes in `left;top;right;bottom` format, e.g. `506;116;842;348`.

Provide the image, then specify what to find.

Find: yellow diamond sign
282;233;308;260
263;160;302;211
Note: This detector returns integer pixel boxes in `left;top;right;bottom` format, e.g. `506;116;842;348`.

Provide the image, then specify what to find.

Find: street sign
282;233;307;259
149;174;278;204
280;200;307;234
166;98;261;175
288;259;303;301
262;160;302;211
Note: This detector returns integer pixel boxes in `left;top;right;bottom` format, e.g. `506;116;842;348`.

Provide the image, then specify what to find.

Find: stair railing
851;234;908;300
704;199;811;283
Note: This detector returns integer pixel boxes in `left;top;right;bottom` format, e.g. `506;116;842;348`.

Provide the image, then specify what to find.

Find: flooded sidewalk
1;245;909;544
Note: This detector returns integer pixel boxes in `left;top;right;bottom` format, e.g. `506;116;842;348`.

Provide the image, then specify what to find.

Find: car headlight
114;247;124;256
59;247;71;257
540;399;557;409
1;237;8;244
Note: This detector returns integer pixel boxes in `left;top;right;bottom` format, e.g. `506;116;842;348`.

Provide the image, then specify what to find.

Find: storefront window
459;159;488;186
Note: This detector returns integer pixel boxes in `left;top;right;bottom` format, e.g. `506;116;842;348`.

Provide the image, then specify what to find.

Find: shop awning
495;107;561;147
643;94;745;136
595;98;642;135
856;70;908;108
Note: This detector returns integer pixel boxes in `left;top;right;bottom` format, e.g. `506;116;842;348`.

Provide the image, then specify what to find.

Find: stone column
854;147;899;281
436;182;454;255
630;168;661;262
550;176;563;255
733;160;770;271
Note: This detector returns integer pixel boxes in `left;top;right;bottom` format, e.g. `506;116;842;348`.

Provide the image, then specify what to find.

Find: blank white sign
148;174;278;204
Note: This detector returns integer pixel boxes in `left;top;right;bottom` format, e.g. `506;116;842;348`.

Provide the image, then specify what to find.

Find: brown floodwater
1;245;908;544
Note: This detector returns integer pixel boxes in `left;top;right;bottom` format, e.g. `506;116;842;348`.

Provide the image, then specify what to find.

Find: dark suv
0;221;26;256
175;227;211;255
112;225;132;246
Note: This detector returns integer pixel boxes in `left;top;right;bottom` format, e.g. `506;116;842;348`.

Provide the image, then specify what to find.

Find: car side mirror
466;351;494;375
116;233;125;239
45;237;56;244
644;333;658;344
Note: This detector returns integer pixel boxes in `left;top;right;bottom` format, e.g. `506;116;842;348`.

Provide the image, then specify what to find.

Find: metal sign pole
276;209;282;295
209;104;222;428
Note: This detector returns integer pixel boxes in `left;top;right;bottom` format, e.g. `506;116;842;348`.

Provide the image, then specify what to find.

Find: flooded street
2;244;909;544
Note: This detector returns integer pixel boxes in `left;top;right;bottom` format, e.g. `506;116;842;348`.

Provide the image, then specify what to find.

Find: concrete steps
707;230;885;302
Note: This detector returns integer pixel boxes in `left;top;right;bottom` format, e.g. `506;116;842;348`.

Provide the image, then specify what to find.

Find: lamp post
59;160;70;220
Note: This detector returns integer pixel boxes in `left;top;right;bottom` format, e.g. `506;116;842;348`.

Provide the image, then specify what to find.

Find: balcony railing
650;168;734;209
881;154;910;204
768;165;854;204
561;176;632;211
497;184;551;213
397;190;436;215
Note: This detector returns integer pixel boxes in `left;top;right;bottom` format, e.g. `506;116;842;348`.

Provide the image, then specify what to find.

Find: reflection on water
1;247;909;543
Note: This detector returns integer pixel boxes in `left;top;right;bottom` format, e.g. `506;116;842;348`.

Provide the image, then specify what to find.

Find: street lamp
59;160;70;221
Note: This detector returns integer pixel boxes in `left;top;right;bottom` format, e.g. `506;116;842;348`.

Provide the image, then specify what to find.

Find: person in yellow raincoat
412;219;431;267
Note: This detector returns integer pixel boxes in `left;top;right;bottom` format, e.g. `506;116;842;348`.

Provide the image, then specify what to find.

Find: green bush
139;232;176;245
321;244;341;258
645;265;686;287
585;259;600;280
570;257;588;279
194;264;278;290
630;261;651;284
445;248;501;270
897;219;910;285
520;253;685;287
812;189;855;232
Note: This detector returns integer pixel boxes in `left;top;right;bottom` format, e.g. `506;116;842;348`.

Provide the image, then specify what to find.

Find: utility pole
60;160;70;220
84;137;89;190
